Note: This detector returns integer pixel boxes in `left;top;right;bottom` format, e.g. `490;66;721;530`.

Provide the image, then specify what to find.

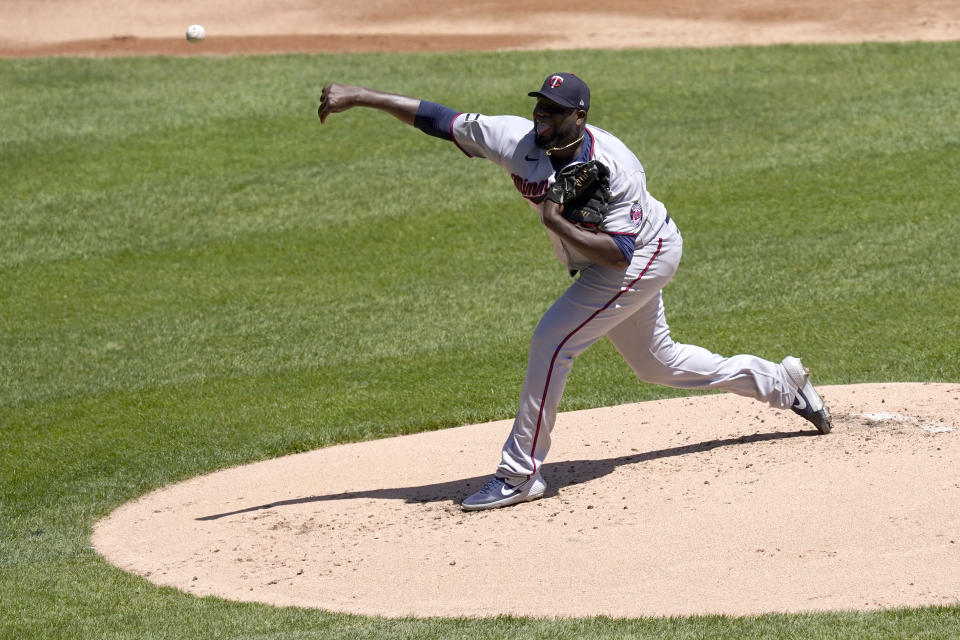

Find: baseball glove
545;160;612;229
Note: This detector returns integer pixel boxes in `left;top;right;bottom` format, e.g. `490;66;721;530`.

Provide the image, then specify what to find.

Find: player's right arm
318;84;467;145
318;84;421;125
318;85;518;161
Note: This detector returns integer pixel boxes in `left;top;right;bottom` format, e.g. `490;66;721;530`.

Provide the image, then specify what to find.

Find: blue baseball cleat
782;356;832;434
461;474;547;511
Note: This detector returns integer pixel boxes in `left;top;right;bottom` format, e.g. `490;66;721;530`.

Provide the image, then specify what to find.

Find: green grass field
2;42;959;639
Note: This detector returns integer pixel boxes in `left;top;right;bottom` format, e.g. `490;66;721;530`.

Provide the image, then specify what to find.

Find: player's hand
540;200;624;269
540;199;597;234
539;199;566;228
318;83;359;124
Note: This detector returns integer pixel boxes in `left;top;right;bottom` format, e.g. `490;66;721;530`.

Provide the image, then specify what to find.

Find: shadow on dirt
196;429;815;521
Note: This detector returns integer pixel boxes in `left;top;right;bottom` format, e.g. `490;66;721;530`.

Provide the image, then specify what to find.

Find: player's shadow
196;429;815;521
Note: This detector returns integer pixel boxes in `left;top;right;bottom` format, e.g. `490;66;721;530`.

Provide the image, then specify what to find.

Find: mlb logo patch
630;202;643;224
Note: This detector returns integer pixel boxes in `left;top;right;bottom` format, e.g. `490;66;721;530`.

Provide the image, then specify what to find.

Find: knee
648;332;679;367
529;336;575;371
629;336;679;381
529;325;585;374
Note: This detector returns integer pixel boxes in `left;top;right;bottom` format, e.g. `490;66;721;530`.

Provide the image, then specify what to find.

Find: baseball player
318;72;832;512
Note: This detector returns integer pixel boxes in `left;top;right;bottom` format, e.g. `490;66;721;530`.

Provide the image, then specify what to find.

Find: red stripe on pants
527;238;664;476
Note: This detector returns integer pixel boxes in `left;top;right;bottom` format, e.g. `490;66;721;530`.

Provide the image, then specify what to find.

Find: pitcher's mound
93;383;960;618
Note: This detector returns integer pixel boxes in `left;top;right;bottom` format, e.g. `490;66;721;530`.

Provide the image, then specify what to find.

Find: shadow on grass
196;429;816;521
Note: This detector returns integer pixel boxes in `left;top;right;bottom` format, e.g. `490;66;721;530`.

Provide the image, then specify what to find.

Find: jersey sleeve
597;169;642;233
600;167;645;263
449;114;533;163
600;166;670;249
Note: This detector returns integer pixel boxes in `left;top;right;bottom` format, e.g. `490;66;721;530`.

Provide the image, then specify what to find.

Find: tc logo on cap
528;72;591;111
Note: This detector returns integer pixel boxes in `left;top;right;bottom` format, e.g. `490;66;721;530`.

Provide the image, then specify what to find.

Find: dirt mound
93;383;960;617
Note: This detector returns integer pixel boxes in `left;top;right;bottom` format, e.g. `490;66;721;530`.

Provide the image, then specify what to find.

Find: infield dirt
2;0;959;56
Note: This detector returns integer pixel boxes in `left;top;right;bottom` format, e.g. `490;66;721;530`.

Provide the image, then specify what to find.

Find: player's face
533;100;583;149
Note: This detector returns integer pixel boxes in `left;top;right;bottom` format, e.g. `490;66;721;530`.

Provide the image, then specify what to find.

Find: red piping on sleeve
450;112;473;157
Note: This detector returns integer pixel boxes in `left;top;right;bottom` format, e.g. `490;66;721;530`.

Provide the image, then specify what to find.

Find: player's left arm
539;201;629;270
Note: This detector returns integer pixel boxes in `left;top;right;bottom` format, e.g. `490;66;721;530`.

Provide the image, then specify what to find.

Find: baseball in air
186;24;206;43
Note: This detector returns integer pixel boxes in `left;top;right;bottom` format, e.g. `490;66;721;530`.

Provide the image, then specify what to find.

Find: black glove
545;160;612;229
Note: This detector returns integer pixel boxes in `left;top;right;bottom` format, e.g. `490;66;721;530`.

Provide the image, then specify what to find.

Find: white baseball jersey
450;114;670;272
414;105;800;488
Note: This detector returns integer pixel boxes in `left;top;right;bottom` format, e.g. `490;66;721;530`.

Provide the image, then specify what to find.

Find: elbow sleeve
414;100;458;140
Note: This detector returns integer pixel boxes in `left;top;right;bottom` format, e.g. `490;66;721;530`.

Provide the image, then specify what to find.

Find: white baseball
186;24;206;43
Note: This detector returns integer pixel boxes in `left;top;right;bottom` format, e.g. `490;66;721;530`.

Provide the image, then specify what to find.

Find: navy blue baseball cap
528;72;590;111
